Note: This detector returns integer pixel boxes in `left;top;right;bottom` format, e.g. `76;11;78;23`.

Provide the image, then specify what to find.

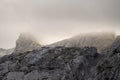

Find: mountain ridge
0;34;120;80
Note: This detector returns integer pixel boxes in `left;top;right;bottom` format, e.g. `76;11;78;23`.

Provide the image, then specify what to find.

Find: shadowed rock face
13;33;41;54
49;32;116;52
93;36;120;80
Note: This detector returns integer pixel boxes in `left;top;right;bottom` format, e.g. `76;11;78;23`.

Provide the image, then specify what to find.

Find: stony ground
0;37;120;80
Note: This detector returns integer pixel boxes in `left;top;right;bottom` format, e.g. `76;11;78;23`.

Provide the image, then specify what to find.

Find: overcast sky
0;0;120;49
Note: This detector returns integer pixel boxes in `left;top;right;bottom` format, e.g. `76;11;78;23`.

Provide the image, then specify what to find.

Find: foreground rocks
0;36;120;80
0;47;101;80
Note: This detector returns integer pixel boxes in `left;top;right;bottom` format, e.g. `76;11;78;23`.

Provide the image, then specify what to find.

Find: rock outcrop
93;36;120;80
13;33;41;54
0;46;101;80
49;32;116;52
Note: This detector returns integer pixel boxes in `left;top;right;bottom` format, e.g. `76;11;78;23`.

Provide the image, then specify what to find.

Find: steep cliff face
93;36;120;80
13;33;41;54
49;32;116;52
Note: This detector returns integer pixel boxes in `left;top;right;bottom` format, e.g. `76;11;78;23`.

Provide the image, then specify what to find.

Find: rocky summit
13;33;41;54
0;36;120;80
0;33;41;57
49;32;115;52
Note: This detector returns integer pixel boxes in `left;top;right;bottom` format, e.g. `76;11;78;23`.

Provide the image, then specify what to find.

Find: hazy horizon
0;0;120;49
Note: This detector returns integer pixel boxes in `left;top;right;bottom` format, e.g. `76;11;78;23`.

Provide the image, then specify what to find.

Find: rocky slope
13;33;41;54
0;35;120;80
49;32;115;52
0;34;120;80
93;36;120;80
0;46;101;80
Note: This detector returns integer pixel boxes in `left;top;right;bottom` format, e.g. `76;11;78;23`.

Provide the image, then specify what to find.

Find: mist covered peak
49;32;116;52
19;32;39;42
13;32;41;54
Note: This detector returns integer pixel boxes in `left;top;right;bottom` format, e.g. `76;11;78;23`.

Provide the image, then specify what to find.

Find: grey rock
24;70;40;80
0;47;100;80
93;36;120;80
0;35;120;80
6;72;24;80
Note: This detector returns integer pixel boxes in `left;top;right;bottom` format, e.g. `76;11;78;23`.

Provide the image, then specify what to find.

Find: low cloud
0;0;120;48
